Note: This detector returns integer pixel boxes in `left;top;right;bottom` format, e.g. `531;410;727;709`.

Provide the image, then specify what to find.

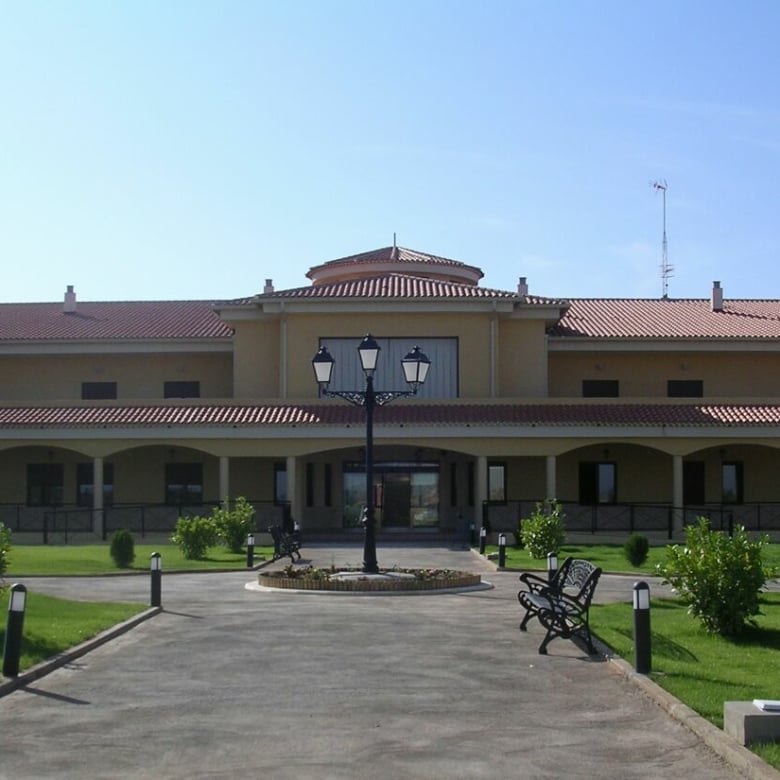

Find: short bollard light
246;533;255;569
479;525;487;555
633;580;652;674
498;533;507;568
3;583;27;678
150;552;162;608
547;551;558;583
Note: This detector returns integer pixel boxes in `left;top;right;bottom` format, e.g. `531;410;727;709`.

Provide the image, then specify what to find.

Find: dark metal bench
269;525;302;563
517;557;602;655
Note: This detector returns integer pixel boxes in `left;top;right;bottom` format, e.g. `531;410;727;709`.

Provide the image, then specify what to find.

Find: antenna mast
653;180;672;298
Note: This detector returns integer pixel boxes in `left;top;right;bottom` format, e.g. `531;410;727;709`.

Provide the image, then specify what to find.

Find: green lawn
592;593;780;769
6;543;275;576
492;541;780;575
0;591;146;672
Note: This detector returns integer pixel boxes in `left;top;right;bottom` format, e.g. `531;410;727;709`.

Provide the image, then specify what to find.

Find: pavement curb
0;606;161;699
600;643;780;780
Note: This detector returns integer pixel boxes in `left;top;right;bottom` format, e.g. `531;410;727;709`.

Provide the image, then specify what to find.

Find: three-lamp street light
312;335;431;573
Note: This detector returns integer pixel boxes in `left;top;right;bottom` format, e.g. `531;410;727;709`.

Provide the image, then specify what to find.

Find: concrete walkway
0;544;765;779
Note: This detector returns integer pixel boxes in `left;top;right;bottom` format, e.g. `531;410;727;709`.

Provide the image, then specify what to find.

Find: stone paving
0;543;765;779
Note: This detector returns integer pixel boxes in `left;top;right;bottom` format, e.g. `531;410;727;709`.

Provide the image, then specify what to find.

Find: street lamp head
401;346;431;390
312;345;335;389
357;334;381;377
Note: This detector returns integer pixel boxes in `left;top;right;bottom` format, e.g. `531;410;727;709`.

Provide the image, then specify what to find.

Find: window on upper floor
582;379;619;397
82;381;117;400
164;381;201;399
667;379;703;398
319;337;456;398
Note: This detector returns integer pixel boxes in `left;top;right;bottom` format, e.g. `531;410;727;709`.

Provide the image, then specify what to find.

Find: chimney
263;279;274;294
517;276;529;297
711;280;723;312
63;285;77;313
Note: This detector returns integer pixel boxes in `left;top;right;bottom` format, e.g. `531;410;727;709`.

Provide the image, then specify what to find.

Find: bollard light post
246;533;255;569
547;551;558;584
498;533;507;568
469;522;476;548
3;584;27;678
479;525;487;555
633;581;652;674
313;336;430;574
150;552;162;608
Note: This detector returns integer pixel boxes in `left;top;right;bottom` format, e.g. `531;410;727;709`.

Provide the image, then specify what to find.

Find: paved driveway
0;544;745;779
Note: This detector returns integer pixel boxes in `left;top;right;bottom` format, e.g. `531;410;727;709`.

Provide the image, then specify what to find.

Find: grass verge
6;543;275;576
0;591;146;673
592;593;780;770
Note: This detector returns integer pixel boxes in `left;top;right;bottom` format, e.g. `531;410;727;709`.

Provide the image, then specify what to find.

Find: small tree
110;528;136;568
171;516;219;560
211;497;255;554
520;500;566;559
657;517;768;636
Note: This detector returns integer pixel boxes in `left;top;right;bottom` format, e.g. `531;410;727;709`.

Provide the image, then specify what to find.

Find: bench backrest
560;558;601;604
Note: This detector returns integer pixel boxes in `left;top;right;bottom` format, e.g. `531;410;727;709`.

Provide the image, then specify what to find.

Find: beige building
2;247;780;540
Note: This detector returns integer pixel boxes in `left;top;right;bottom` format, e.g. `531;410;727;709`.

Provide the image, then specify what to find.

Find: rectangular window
165;463;203;505
320;337;457;399
450;462;457;506
324;463;332;507
487;462;506;502
722;462;744;504
76;463;114;507
667;380;703;398
82;381;117;400
27;463;64;506
305;462;314;507
164;381;200;399
582;379;619;398
579;462;617;504
467;461;475;506
274;462;288;505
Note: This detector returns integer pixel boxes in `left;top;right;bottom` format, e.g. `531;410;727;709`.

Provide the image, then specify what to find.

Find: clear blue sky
2;1;779;302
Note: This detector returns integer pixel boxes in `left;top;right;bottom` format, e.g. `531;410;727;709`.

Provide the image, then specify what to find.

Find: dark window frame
578;461;617;505
582;379;619;398
27;463;64;506
164;381;201;399
667;379;703;398
722;461;744;504
81;381;117;400
76;462;115;507
165;462;203;506
487;462;507;503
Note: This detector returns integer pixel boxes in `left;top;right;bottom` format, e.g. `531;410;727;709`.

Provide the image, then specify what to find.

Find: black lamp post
312;334;430;573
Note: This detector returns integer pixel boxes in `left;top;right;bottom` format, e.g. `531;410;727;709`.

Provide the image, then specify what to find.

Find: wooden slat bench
517;557;602;655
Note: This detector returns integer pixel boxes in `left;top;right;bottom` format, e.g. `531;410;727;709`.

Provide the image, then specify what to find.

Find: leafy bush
519;500;566;559
210;496;255;553
0;522;10;589
657;517;768;636
623;533;650;567
171;516;219;560
109;528;135;568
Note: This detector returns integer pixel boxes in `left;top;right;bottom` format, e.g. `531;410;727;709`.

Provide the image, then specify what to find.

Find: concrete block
724;701;780;746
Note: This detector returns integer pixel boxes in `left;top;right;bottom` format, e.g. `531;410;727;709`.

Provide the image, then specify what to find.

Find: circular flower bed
258;565;482;592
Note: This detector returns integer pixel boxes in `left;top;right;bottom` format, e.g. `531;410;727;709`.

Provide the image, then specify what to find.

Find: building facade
2;247;780;540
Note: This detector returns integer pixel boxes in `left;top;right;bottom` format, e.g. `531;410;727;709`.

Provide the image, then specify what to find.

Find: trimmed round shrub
519;500;566;559
623;533;650;567
110;528;136;568
211;496;255;554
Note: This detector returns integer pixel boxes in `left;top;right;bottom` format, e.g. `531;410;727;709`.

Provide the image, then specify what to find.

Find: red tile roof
255;273;519;301
0;301;233;341
306;246;484;279
551;299;780;339
2;402;780;429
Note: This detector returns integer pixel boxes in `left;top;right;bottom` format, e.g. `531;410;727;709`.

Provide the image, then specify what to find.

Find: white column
475;455;487;527
219;456;230;501
672;454;684;534
286;455;298;528
545;455;557;500
93;456;104;538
